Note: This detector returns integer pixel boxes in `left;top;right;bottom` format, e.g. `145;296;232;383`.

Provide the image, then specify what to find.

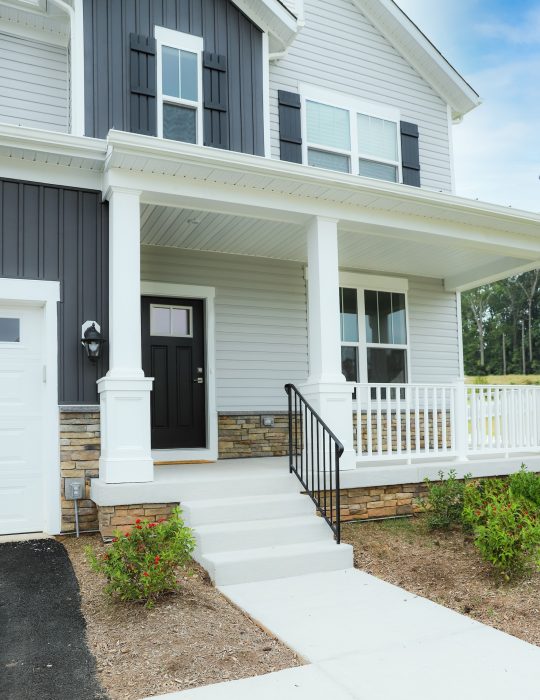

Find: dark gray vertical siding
0;179;109;405
84;0;264;155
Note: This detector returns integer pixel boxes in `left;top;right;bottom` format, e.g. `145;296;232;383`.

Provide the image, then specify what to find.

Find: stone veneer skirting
60;409;101;533
218;413;290;458
97;503;178;538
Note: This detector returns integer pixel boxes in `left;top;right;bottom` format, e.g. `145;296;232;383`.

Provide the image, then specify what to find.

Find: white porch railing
467;385;540;454
354;382;540;463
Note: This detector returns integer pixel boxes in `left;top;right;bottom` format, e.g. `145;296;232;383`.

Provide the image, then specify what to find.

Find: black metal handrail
285;383;344;544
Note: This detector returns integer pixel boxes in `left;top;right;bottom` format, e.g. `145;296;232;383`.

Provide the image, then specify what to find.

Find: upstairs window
303;88;401;183
155;27;203;145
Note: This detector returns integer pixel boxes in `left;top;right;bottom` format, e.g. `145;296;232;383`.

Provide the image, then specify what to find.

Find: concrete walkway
145;567;540;700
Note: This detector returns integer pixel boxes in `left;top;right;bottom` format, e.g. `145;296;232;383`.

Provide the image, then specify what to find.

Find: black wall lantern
81;321;105;362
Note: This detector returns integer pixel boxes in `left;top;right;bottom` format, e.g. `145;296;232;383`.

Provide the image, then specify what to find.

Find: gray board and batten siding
0;178;109;405
83;0;265;156
141;247;461;411
0;31;69;132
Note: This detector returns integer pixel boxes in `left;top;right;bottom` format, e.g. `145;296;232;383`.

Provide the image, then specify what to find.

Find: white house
1;0;540;579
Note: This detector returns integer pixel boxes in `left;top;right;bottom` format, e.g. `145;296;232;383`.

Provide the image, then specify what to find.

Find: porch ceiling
140;203;521;287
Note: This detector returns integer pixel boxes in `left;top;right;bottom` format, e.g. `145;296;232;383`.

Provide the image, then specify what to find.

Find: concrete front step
182;492;315;526
194;514;332;554
200;540;353;586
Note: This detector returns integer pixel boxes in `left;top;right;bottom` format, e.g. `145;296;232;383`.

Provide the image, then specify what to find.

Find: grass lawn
342;517;540;647
63;535;301;700
466;374;540;385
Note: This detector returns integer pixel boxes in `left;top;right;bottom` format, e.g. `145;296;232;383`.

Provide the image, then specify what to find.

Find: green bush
462;478;506;531
420;469;470;530
509;466;540;509
473;491;540;581
87;507;195;608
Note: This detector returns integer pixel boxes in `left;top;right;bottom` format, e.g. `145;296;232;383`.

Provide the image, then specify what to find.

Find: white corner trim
69;0;85;136
456;291;465;380
339;271;409;293
262;32;271;158
141;281;218;462
0;278;61;535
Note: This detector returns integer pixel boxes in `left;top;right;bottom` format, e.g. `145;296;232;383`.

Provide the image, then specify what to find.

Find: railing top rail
284;383;345;458
466;384;540;389
353;382;459;388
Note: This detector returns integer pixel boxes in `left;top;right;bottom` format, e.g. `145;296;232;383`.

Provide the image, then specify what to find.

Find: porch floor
91;453;540;506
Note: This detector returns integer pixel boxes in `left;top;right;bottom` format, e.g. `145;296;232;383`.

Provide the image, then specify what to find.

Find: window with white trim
340;287;408;385
155;27;203;145
303;90;401;183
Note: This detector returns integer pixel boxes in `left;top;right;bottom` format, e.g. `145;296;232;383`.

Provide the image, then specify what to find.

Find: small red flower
125;532;130;537
154;555;160;564
148;522;157;528
135;525;142;530
143;571;149;577
135;518;141;524
111;538;118;543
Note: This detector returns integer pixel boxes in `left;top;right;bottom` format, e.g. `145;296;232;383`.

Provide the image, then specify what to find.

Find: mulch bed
63;535;302;700
342;517;540;647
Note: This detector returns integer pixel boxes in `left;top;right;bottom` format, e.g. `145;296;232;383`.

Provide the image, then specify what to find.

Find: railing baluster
396;386;402;456
366;385;373;459
386;386;392;456
441;387;447;453
405;385;411;457
432;386;439;455
415;386;421;455
376;386;383;456
423;386;430;453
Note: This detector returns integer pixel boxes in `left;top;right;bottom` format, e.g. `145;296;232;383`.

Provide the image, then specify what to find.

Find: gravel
63;535;302;700
343;517;540;647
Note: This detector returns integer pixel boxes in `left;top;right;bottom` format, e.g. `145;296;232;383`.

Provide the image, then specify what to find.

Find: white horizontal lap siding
141;248;309;412
269;0;452;192
0;32;68;132
408;277;460;384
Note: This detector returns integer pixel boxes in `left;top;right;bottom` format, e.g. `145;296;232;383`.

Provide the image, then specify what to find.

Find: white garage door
0;304;45;535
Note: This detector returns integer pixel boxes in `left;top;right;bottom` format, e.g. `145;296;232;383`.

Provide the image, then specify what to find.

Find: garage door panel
0;303;45;535
0;479;43;534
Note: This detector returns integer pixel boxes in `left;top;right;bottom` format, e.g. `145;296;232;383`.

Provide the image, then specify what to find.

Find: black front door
142;296;206;449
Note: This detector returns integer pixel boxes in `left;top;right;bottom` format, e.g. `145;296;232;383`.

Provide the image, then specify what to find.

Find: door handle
194;377;204;384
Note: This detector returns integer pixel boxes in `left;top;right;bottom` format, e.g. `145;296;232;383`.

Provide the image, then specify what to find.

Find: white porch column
98;188;154;483
301;216;356;470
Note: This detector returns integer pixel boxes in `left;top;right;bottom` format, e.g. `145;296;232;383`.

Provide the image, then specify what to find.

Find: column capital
305;215;340;231
104;185;143;203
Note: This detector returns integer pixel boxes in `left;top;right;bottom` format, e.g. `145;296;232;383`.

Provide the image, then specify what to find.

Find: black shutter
400;121;421;187
129;34;157;136
278;91;302;163
203;52;229;149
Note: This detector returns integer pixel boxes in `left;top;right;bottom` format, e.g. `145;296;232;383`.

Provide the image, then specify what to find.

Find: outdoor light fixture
81;321;105;362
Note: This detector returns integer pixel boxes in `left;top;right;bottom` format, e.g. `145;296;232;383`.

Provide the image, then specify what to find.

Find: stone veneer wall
340;482;429;521
218;413;290;458
60;408;101;532
97;503;178;538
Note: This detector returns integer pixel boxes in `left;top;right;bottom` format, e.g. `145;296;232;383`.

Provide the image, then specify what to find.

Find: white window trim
299;83;402;183
155;26;204;145
141;281;217;463
339;275;410;385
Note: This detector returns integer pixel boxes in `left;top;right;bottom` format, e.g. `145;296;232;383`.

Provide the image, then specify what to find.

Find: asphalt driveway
0;538;108;700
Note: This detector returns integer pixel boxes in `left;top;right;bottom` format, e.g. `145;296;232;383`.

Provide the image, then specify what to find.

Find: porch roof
106;131;540;291
1;124;540;292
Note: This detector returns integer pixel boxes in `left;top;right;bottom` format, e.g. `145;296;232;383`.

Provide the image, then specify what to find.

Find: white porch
93;130;540;488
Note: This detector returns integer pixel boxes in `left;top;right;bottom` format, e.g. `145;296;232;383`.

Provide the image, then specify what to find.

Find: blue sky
396;0;540;212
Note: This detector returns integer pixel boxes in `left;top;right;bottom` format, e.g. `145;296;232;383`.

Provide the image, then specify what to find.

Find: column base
98;375;154;484
299;381;356;471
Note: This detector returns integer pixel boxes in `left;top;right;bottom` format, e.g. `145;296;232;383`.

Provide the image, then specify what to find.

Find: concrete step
200;540;354;586
194;514;332;554
169;472;300;502
182;492;315;527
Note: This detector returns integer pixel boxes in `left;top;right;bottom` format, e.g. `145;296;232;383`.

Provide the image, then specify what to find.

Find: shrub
87;507;195;608
462;478;506;531
473;491;540;581
420;469;470;530
509;465;540;509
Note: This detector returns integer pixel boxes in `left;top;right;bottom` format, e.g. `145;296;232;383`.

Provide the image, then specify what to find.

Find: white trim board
141;281;218;462
0;278;61;535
